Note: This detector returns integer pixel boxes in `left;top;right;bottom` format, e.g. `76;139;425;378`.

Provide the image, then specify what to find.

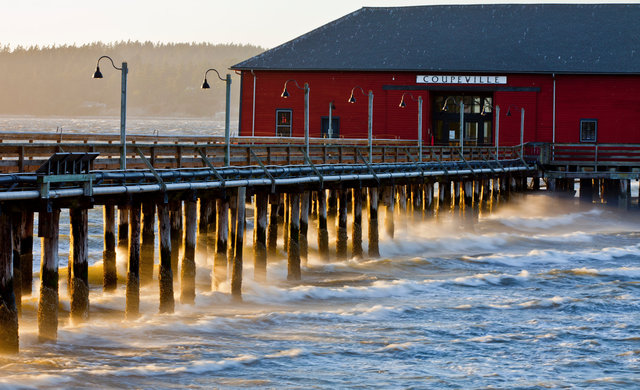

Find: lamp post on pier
348;86;374;162
93;56;128;170
281;80;310;156
399;92;424;162
202;68;232;166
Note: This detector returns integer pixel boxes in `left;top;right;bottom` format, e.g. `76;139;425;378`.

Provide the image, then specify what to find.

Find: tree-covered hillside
0;41;264;119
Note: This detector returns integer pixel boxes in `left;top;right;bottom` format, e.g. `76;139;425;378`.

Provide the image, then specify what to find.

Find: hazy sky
0;0;627;49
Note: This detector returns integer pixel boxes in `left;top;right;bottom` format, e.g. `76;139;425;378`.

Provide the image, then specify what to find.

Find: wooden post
473;179;481;204
368;187;380;258
157;203;174;314
126;201;141;320
197;198;210;264
619;179;630;210
0;212;18;353
579;178;594;204
299;191;310;262
336;189;348;260
206;199;217;272
118;205;129;250
38;208;60;342
398;185;407;213
228;194;238;265
254;193;268;281
180;198;197;304
492;178;500;199
231;187;246;299
103;205;117;291
283;194;290;254
287;193;301;280
69;208;89;323
464;181;473;208
453;181;461;207
10;213;21;317
19;211;33;296
317;189;329;261
352;187;363;258
267;194;279;257
214;197;229;289
140;201;155;285
425;182;434;215
384;186;395;238
170;200;183;275
412;184;422;216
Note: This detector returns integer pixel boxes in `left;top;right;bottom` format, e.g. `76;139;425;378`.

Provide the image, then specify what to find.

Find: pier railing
0;132;523;173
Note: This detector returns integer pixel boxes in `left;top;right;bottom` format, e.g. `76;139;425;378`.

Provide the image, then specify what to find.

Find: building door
432;94;493;146
321;117;340;138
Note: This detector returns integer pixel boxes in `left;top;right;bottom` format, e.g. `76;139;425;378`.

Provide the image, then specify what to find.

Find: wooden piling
69;208;89;323
206;199;217;272
317;189;329;261
0;212;18;353
180;199;197;304
398;185;407;214
140;201;156;285
126;201;141;320
336;189;348;260
19;211;33;296
197;198;210;263
169;200;183;275
103;205;117;291
384;186;395;238
214;197;229;289
464;181;473;208
368;187;380;258
618;179;630;210
38;208;60;342
473;180;481;204
118;205;129;250
254;193;268;281
228;194;238;265
287;193;301;280
579;178;594;203
299;191;310;262
425;182;434;215
10;213;21;316
267;194;279;257
352;187;363;259
231;187;246;299
157;203;174;313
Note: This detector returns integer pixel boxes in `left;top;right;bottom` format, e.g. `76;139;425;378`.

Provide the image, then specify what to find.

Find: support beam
231;187;246;299
10;213;21;316
352;187;363;259
336;189;348;260
228;194;238;265
287;193;301;280
126;201;141;320
197;198;210;264
38;208;60;342
157;203;174;313
19;211;33;296
384;186;395;238
69;208;89;323
267;194;279;257
254;193;268;282
317;189;329;261
118;205;129;251
170;200;183;276
299;191;310;262
103;205;117;291
0;212;18;353
180;198;197;305
368;187;380;258
214;197;229;289
140;201;155;285
579;178;594;204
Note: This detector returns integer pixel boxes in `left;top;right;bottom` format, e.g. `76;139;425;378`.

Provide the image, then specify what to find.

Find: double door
432;94;493;146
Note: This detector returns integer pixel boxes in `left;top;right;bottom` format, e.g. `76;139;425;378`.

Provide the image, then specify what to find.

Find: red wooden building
231;4;640;148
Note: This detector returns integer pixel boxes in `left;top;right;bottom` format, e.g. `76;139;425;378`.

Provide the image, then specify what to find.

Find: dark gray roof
232;4;640;74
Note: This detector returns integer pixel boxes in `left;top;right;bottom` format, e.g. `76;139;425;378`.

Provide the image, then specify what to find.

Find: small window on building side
276;109;292;137
580;119;597;143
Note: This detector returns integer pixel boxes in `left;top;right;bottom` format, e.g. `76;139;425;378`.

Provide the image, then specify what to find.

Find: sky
0;0;628;50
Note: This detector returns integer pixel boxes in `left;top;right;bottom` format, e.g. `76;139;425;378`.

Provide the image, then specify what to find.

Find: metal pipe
120;62;128;170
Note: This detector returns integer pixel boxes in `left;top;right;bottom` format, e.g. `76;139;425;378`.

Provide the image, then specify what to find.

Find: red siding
238;70;640;145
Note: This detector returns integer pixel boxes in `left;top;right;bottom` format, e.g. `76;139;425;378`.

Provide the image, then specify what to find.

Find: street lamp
441;96;465;156
328;101;336;138
506;105;525;158
202;68;232;166
281;79;310;156
348;86;374;162
93;55;127;170
398;92;424;162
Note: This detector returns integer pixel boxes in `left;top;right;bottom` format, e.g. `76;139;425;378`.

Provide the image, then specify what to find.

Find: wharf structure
2;3;640;354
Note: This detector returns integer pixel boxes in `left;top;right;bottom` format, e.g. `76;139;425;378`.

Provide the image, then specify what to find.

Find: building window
580;119;597;143
276;109;292;137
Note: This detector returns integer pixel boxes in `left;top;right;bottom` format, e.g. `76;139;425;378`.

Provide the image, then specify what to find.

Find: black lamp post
202;68;232;166
93;55;127;170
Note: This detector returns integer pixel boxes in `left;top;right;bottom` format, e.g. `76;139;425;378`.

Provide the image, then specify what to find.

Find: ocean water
1;118;639;389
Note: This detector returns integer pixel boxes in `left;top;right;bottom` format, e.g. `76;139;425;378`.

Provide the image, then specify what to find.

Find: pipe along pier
0;134;539;353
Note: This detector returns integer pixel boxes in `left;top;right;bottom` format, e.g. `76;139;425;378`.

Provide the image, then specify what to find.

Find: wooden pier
6;132;640;353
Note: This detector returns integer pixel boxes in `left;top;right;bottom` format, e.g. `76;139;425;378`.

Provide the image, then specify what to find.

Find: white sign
416;75;507;85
